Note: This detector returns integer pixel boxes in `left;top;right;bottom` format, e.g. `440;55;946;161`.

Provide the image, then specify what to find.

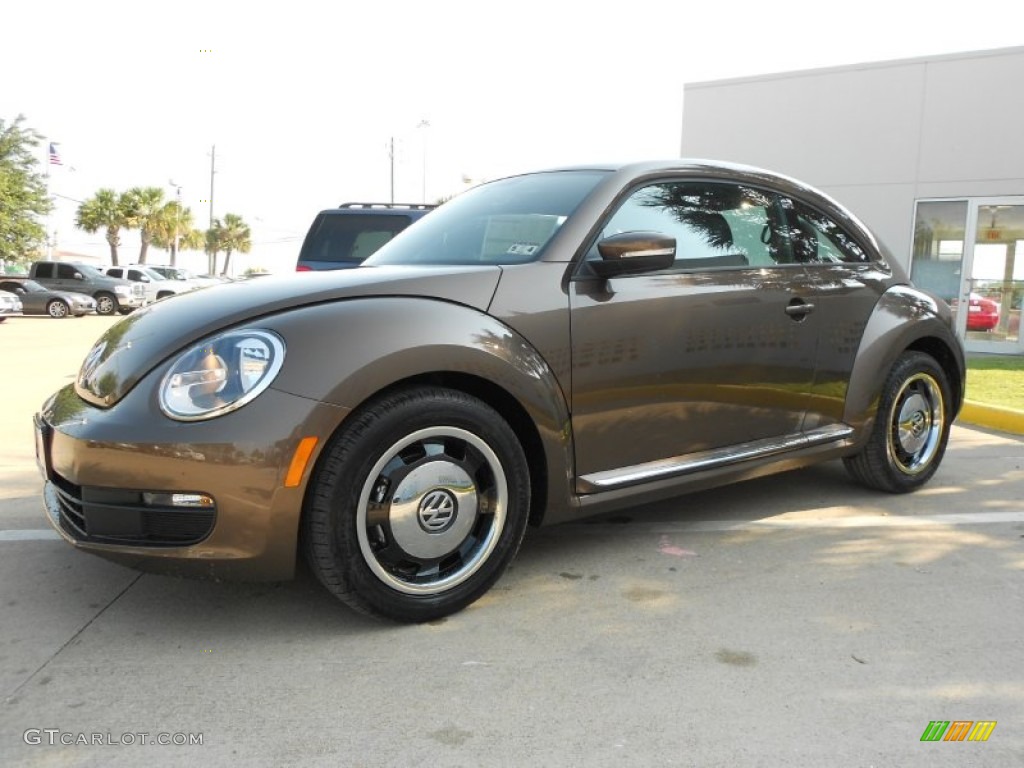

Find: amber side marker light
285;436;319;488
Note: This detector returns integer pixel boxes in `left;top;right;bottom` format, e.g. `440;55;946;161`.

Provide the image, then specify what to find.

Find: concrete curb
958;400;1024;436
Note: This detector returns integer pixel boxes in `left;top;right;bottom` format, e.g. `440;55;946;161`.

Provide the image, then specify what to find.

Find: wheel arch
269;298;576;531
844;286;965;437
327;370;552;527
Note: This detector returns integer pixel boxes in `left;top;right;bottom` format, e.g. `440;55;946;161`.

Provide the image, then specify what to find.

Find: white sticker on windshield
506;243;539;256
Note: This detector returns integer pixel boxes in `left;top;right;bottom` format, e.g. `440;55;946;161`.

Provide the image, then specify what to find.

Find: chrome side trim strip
577;424;854;492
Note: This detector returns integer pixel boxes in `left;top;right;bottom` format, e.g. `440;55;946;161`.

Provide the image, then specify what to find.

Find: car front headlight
159;330;285;421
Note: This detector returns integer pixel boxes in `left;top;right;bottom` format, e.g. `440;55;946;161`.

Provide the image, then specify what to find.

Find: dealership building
681;46;1024;354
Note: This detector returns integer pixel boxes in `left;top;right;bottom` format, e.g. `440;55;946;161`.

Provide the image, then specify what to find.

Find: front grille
51;472;216;547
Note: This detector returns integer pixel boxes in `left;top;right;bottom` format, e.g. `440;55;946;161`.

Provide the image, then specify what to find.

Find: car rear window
299;214;412;265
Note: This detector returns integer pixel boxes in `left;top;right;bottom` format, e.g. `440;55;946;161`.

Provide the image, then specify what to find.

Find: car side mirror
589;231;675;278
139;275;150;282
73;272;84;280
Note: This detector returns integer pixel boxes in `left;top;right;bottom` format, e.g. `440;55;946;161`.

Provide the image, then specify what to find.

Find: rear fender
843;286;964;439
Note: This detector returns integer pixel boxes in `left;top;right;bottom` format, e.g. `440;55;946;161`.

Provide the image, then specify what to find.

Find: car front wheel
844;351;953;493
303;387;531;622
47;299;69;318
94;293;117;315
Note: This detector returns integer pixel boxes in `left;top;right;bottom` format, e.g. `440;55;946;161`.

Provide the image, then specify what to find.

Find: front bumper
36;383;346;580
117;294;147;309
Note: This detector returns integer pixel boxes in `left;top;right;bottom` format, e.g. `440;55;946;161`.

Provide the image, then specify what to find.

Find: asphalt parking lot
1;313;1022;767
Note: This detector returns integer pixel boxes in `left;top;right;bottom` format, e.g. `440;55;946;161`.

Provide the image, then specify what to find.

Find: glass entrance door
961;199;1024;353
912;197;1024;354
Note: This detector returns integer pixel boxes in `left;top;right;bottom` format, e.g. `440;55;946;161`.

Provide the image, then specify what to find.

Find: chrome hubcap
888;373;944;475
356;427;507;595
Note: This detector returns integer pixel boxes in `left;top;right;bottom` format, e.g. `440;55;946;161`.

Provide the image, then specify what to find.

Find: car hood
75;265;503;407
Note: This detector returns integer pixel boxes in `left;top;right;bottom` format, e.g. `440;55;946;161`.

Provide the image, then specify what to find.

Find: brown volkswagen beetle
35;160;965;622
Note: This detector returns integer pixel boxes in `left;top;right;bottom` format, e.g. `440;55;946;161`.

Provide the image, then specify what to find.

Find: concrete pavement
1;314;1021;767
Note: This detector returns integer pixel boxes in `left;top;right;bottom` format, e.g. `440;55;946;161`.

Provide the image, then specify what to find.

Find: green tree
75;188;130;265
218;213;251;276
179;227;205;254
205;221;223;275
122;186;166;264
0;115;51;264
149;200;194;265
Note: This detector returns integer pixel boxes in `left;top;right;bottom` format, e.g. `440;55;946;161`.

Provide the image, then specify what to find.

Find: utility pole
416;120;430;203
169;180;182;266
209;144;216;229
388;137;395;204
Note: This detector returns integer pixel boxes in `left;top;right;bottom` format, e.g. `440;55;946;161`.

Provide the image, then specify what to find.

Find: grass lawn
965;354;1024;411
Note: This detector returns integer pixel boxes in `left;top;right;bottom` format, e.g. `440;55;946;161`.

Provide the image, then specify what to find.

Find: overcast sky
3;0;1019;273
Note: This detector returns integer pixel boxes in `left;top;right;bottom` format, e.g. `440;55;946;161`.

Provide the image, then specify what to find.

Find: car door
775;194;895;431
569;179;823;491
53;263;84;293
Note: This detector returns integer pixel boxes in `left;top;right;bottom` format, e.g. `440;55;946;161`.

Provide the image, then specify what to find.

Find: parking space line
577;511;1024;533
0;529;60;541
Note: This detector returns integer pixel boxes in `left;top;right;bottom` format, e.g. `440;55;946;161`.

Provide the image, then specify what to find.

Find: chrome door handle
785;301;815;317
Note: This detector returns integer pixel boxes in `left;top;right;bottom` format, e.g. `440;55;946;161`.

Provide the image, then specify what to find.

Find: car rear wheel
47;299;69;318
844;351;952;493
94;293;117;315
303;387;530;622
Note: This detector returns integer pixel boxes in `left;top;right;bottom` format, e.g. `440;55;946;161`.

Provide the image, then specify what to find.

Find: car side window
593;181;792;270
779;197;869;264
108;268;122;278
56;264;79;279
35;264;53;279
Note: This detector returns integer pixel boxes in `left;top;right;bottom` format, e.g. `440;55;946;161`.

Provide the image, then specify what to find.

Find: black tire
844;351;952;493
94;292;117;315
303;387;530;622
118;307;134;315
47;299;69;318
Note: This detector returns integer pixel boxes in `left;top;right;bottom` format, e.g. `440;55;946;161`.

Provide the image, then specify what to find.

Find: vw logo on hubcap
417;489;457;533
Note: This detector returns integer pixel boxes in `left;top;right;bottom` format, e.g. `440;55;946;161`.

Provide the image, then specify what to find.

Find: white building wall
681;47;1024;266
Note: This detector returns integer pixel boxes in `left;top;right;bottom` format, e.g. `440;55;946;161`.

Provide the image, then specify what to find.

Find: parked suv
295;202;435;271
106;265;187;302
28;261;146;315
143;265;207;291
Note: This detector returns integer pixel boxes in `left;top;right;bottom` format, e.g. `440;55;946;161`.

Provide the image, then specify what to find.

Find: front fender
264;297;575;523
844;286;965;437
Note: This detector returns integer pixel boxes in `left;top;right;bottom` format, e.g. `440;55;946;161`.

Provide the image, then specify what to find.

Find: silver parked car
0;289;22;321
0;278;96;318
36;160;965;622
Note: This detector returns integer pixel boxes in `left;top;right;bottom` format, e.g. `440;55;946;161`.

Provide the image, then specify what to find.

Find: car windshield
365;170;609;266
6;280;45;292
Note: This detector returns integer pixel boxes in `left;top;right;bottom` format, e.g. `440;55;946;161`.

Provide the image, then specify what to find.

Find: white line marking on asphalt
0;529;60;542
578;511;1024;533
4;511;1023;544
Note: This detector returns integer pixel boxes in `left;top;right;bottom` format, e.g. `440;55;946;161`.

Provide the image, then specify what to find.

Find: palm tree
217;213;252;276
75;189;129;265
180;227;205;254
122;186;166;264
205;221;223;275
149;201;194;265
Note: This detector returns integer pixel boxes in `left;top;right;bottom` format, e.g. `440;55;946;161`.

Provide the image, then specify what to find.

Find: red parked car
966;293;1000;331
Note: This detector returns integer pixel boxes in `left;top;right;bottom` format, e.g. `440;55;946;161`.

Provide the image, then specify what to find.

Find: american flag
49;142;62;166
